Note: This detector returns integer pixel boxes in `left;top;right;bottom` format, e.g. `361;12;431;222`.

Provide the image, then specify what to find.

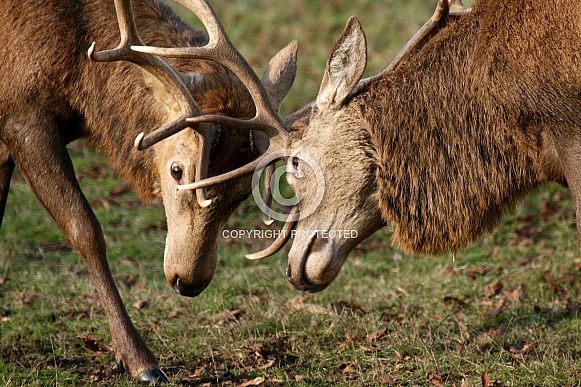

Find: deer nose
286;264;318;292
171;276;209;297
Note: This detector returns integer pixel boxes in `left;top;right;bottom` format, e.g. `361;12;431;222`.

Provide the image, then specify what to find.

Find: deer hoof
138;368;170;384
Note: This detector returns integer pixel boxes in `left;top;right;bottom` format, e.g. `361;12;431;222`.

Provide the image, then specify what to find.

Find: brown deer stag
280;0;581;292
184;0;581;292
0;0;297;382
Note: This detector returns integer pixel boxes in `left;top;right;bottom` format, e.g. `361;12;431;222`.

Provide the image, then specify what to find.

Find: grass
3;0;581;386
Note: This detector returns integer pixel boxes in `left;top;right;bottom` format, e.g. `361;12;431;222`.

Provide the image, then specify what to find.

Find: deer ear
140;68;182;117
262;40;298;113
317;17;367;110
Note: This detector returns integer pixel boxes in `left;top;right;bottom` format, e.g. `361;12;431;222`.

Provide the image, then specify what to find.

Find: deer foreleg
0;140;15;228
0;116;169;383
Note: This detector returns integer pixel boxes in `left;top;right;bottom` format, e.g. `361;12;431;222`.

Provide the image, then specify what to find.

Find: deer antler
88;0;214;208
356;0;471;92
130;0;292;191
245;206;299;260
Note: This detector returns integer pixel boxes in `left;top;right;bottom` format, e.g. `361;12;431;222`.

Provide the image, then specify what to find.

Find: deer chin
286;231;349;293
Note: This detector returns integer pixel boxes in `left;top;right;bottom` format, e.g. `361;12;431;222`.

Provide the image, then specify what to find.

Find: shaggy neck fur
352;0;580;255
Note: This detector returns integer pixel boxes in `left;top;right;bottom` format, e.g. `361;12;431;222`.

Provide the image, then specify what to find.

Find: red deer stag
183;0;581;292
0;0;297;382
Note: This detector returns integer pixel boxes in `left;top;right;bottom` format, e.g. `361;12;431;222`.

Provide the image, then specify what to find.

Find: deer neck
355;13;549;256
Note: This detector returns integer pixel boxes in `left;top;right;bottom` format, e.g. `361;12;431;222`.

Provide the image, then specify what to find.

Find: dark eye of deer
291;153;301;178
170;163;183;180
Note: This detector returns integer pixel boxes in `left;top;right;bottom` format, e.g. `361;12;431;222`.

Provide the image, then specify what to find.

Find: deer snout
287;234;336;293
166;273;212;297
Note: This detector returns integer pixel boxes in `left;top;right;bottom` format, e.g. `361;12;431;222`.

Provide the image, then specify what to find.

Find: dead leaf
331;300;366;315
544;271;565;294
441;265;458;276
461;378;471;387
285;371;307;382
468;266;487;279
428;371;443;383
342;361;358;374
15;291;42;306
170;306;188;318
258;359;275;370
77;336;110;352
88;370;106;382
484;279;503;298
442;296;468;308
366;328;388;342
213;308;244;326
482;371;490;387
239;376;265;386
484;298;508;318
110;182;131;196
503;284;525;304
481;370;503;386
132;300;149;310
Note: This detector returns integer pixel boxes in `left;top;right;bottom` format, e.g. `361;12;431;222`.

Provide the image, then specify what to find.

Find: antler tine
131;0;290;146
380;0;449;75
261;162;276;226
355;0;469;92
245;206;299;260
88;0;214;208
177;150;269;190
89;0;199;123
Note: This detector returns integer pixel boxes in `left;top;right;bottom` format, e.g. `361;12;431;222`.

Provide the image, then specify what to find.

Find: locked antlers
89;0;296;207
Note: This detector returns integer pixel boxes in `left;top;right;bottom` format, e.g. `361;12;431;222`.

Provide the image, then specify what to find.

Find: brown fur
0;0;281;380
284;0;580;293
354;0;581;255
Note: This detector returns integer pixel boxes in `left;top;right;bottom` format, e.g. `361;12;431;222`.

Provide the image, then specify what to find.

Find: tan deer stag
184;0;581;292
0;0;297;382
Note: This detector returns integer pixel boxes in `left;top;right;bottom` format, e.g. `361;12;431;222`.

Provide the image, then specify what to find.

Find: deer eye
170;162;183;180
289;152;301;178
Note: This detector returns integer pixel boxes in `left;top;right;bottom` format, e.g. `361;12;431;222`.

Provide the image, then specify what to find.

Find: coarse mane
354;0;580;255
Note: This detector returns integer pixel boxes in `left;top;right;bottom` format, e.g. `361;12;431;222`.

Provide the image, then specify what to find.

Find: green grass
3;0;581;386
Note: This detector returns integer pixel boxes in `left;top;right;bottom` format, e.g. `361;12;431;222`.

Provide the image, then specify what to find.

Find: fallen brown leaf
481;370;503;386
213;308;244;326
366;328;389;342
77;335;110;352
544;271;565;294
468;266;487;279
132;300;149;310
442;296;468;308
285;371;307;382
484;298;508;318
484;279;503;298
239;376;265;386
170;306;188;318
502;284;525;304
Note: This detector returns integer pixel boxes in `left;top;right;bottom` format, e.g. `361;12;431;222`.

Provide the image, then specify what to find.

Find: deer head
89;0;297;296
